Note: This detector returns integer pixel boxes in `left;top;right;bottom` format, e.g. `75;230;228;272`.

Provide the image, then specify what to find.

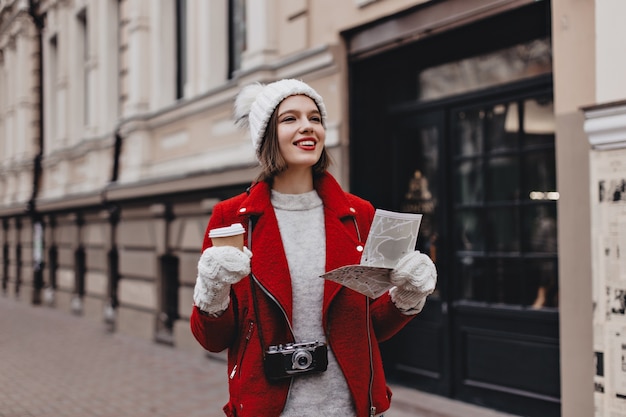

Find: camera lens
292;349;312;370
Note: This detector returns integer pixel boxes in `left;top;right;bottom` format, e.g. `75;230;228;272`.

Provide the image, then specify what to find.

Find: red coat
190;172;415;416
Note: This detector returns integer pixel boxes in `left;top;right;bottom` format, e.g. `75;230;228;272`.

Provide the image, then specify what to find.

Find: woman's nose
299;117;313;132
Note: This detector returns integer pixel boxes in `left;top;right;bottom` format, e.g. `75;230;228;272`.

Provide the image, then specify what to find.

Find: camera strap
249;274;269;356
247;218;270;357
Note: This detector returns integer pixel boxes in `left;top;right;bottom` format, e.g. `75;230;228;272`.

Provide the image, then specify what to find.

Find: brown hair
255;104;331;183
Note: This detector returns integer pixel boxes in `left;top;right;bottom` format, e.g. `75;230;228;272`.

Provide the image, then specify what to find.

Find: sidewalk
0;296;515;417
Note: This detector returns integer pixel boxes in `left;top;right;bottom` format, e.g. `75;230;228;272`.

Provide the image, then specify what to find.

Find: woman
190;79;437;417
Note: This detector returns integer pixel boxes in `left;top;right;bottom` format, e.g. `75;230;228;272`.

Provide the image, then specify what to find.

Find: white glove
193;246;252;315
389;251;437;315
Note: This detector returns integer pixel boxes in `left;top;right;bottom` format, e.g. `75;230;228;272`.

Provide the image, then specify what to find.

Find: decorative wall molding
583;101;626;150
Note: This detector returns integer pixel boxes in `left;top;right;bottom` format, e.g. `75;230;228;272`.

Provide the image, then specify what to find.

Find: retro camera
264;341;328;380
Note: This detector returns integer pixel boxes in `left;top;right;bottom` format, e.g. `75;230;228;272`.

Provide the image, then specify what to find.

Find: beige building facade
0;0;615;416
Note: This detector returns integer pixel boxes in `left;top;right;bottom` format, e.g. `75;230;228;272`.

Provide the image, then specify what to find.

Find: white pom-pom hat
234;79;327;154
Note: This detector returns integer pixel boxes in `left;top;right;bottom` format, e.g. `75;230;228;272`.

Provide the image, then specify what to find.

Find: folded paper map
322;209;422;298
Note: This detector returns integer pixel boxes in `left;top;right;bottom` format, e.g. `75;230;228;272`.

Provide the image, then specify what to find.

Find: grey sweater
272;190;355;416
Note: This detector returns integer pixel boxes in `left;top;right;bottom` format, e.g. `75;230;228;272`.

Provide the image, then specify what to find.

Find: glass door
451;95;558;308
449;91;560;416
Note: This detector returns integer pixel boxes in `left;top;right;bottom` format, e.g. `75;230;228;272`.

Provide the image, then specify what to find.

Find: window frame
450;88;557;308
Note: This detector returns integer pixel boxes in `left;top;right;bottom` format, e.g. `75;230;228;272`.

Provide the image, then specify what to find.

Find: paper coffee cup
209;223;245;251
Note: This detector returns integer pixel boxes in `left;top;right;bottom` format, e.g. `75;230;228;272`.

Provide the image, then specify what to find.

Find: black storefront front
346;1;559;416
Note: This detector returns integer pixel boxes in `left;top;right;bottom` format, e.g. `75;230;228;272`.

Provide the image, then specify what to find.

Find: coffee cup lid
209;223;245;238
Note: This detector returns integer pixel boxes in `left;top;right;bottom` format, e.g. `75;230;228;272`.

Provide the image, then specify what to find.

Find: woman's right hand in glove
193;246;252;315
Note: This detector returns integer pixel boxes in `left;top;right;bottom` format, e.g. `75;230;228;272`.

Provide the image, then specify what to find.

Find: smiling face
275;94;326;172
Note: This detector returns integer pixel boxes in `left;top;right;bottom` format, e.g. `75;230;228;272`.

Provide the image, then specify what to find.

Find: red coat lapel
238;181;294;322
235;173;370;323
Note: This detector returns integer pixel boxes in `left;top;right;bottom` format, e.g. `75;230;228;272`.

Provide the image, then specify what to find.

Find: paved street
0;296;514;417
0;296;227;417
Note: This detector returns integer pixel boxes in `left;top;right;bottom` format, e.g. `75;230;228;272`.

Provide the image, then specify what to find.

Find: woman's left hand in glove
389;251;437;314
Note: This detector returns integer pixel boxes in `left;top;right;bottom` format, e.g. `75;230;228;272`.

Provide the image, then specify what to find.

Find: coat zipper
251;274;298;402
230;320;255;379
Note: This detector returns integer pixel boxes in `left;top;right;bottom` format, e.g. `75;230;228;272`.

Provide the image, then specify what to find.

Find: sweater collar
271;189;322;211
237;172;358;220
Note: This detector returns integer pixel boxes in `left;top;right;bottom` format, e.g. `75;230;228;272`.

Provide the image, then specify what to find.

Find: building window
228;0;246;78
453;94;557;309
175;0;187;99
77;9;89;127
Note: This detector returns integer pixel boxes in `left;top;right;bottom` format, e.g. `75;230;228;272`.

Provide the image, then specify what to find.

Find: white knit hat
233;79;327;153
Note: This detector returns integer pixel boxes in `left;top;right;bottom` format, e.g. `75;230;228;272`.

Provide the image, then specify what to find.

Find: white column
5;39;15;161
242;0;278;71
199;0;227;91
96;0;119;133
42;25;57;155
0;53;5;161
14;32;28;158
86;0;98;134
55;6;69;148
596;0;626;103
125;0;150;115
185;0;227;95
67;5;84;145
185;0;197;96
150;0;175;109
